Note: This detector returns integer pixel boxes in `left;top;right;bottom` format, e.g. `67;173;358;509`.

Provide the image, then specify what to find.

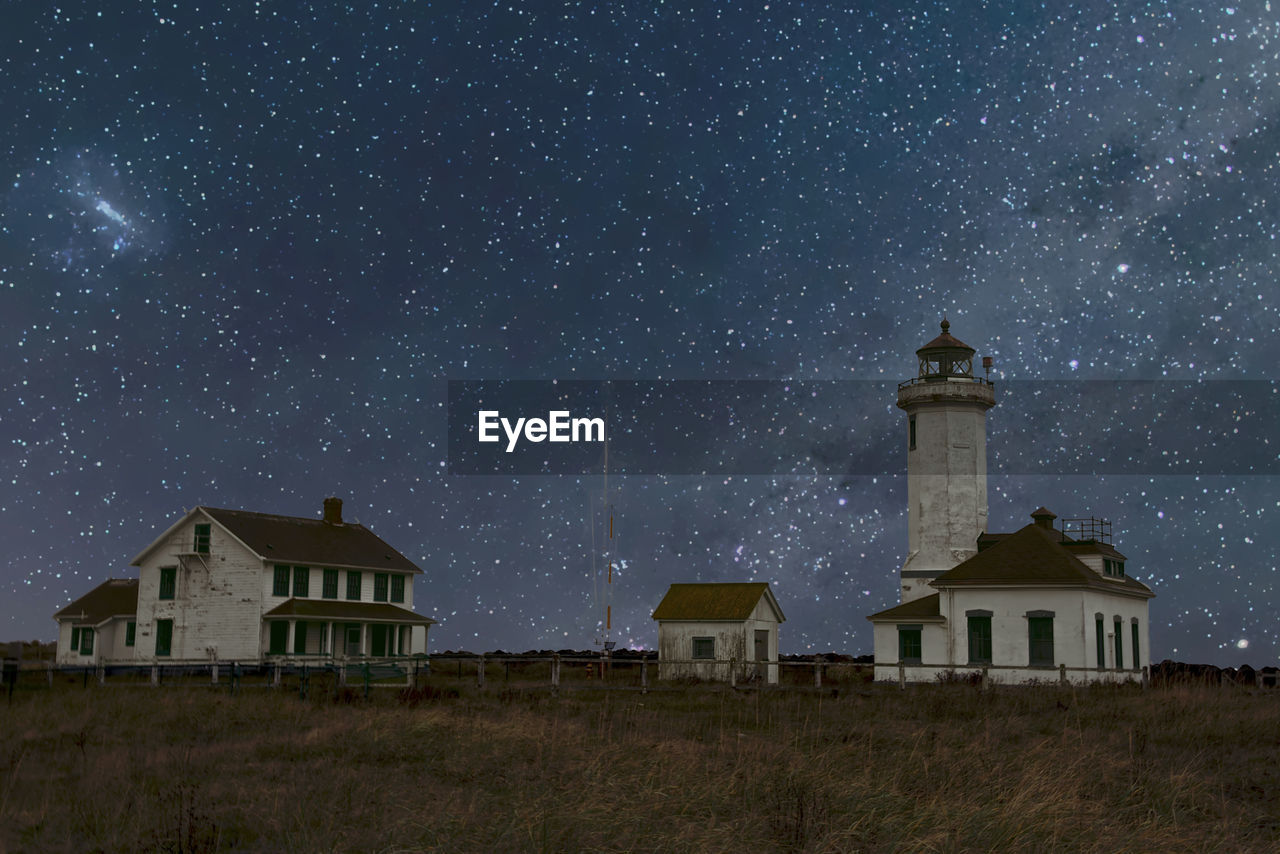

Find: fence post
552;654;560;690
97;664;105;686
1141;665;1149;691
729;658;736;689
211;663;219;685
150;665;159;686
897;661;905;690
981;666;989;691
273;662;281;687
338;663;347;688
814;658;822;689
640;656;648;694
1059;663;1067;686
408;661;417;690
477;654;485;689
47;660;54;688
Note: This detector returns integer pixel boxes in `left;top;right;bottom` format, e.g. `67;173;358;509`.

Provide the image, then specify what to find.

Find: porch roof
263;599;436;625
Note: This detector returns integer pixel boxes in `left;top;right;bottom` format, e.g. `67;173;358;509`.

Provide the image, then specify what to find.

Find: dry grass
1;680;1277;852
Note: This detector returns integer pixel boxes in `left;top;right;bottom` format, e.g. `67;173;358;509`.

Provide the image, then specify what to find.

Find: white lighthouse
895;319;996;602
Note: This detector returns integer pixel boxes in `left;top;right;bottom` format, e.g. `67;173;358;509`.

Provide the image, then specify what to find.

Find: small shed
652;582;785;684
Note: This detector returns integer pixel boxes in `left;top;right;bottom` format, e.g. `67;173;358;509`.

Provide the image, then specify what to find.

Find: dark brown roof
917;319;974;354
933;523;1153;597
651;583;784;622
201;507;422;573
53;578;138;624
867;593;944;622
263;599;435;625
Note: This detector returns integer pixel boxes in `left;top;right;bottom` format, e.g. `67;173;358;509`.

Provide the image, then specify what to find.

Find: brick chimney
323;497;343;525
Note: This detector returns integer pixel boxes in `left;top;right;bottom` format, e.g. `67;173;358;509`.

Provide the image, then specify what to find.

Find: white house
55;497;435;664
53;578;139;666
867;321;1154;684
652;582;785;684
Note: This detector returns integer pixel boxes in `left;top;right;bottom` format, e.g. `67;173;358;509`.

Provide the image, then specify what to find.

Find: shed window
272;565;290;597
374;573;389;602
346;571;362;601
155;619;173;657
293;566;309;598
390;574;405;603
193;523;211;554
1027;614;1054;667
125;621;136;647
158;567;176;601
691;637;715;660
322;569;339;599
898;625;923;664
967;615;992;664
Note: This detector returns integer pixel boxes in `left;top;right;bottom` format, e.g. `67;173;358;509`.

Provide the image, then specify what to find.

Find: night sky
3;1;1277;666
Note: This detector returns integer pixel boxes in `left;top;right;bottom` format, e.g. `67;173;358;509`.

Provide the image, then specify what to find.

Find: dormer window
1103;558;1125;577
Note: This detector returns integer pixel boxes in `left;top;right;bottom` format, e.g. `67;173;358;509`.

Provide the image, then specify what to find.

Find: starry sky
3;1;1277;666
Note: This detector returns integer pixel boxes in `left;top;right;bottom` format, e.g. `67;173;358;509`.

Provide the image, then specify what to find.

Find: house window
346;571;362;601
294;621;308;655
1095;615;1105;669
293;566;309;598
966;612;992;664
322;569;339;599
898;625;923;664
155;619;173;657
1114;618;1124;670
272;565;290;597
390;574;405;603
909;416;917;450
158;567;177;600
126;621;136;647
374;573;389;602
79;627;94;655
1131;620;1140;671
268;622;288;655
193;523;211;554
1027;611;1055;667
1103;559;1127;577
691;637;715;659
70;627;81;651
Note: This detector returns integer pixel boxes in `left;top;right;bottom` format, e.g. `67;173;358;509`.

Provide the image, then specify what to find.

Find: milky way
1;2;1277;665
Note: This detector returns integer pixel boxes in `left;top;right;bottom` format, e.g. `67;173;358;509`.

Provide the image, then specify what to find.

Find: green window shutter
269;621;288;655
346;571;361;601
691;637;714;659
897;625;923;663
126;621;136;647
159;567;176;600
1028;616;1054;667
322;569;338;599
1114;620;1124;670
293;566;309;598
193;523;211;554
1131;622;1140;669
1095;618;1105;669
390;574;405;603
967;616;992;664
374;574;389;602
81;628;94;655
273;565;290;597
294;621;308;655
71;627;81;651
155;619;173;657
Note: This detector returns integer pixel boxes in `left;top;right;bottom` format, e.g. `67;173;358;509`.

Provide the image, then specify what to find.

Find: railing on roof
897;375;994;392
1059;517;1112;544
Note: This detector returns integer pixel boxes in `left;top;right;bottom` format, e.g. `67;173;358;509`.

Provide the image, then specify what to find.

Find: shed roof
651;582;785;622
53;578;138;624
263;599;436;625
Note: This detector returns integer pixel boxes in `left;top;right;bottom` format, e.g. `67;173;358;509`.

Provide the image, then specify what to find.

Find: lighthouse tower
896;319;996;602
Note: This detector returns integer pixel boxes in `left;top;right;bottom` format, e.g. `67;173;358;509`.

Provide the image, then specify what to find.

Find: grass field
1;678;1277;852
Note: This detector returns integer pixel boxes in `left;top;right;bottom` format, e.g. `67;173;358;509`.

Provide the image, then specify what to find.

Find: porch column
328;621;335;657
361;623;369;657
286;619;296;656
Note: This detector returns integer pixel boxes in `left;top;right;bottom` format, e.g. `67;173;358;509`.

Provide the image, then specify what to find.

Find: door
755;629;770;681
370;624;387;657
345;625;362;657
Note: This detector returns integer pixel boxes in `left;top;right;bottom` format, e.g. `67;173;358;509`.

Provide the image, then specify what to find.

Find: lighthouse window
897;625;922;664
909;416;917;450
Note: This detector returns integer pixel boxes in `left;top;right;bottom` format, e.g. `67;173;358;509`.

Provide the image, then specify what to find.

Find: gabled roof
933;523;1153;597
263;599;435;625
866;593;944;622
53;578;138;624
651;582;785;622
132;505;422;573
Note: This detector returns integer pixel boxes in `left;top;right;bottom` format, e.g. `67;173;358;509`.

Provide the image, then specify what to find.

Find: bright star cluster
1;2;1276;665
